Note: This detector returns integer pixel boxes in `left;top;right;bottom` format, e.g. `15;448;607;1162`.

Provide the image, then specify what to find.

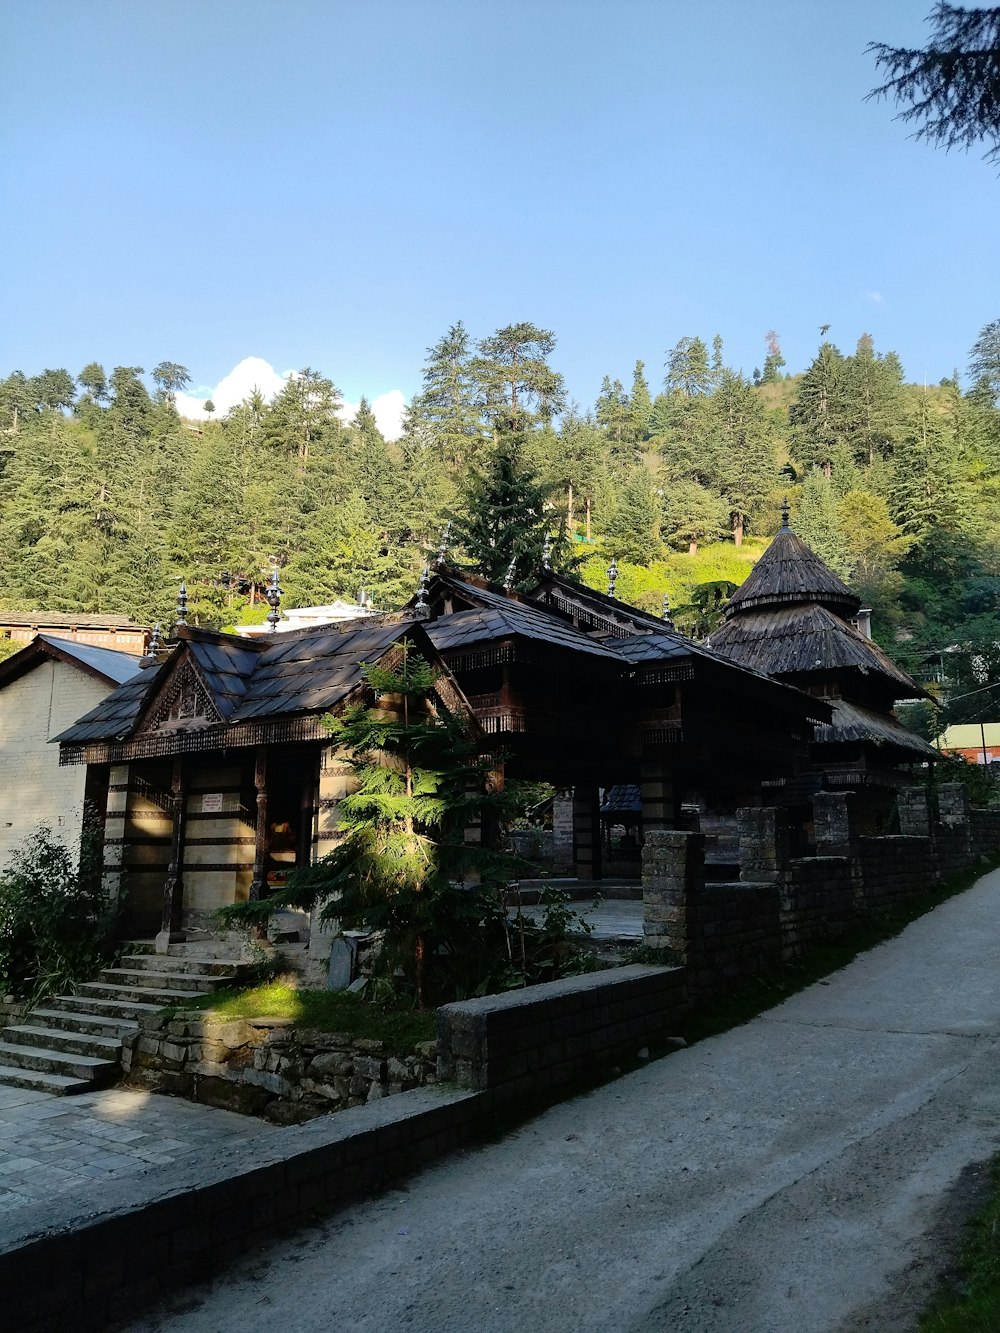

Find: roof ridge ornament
265;567;283;633
542;533;552;573
176;581;188;628
503;557;518;592
662;592;674;627
435;521;452;568
413;563;431;620
780;497;792;530
607;557;618;599
139;622;164;668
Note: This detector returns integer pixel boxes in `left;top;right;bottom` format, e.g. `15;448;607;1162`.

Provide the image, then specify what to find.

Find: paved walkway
0;1085;274;1226
126;868;1000;1333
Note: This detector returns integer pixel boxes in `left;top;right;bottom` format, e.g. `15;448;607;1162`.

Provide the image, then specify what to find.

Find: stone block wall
437;964;686;1101
781;857;854;957
122;1013;436;1124
644;785;1000;997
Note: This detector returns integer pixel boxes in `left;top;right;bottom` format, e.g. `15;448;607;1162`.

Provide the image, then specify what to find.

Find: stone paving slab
0;1085;276;1233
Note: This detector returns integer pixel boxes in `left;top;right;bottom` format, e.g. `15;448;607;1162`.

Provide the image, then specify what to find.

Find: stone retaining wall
437;964;685;1100
0;1086;483;1333
122;1013;437;1123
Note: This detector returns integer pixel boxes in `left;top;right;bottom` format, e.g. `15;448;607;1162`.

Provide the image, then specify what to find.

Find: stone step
0;1063;91;1095
51;988;187;1019
98;967;231;993
28;1007;138;1039
118;954;243;977
121;938;251;961
1;1024;123;1060
0;1040;119;1083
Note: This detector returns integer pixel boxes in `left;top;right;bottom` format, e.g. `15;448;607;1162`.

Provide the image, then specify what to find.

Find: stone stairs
0;942;248;1096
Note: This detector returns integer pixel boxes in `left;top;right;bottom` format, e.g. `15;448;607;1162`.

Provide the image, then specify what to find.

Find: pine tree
450;438;552;585
222;646;521;1007
761;331;786;383
409;322;484;467
790;341;848;477
629;359;653;441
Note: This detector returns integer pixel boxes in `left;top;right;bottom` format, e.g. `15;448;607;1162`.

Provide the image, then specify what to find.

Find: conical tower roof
724;510;860;620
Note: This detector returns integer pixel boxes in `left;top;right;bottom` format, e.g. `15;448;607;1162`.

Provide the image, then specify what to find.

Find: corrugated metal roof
0;610;142;628
32;635;144;685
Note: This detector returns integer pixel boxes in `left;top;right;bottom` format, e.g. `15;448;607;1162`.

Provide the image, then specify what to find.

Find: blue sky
3;0;996;433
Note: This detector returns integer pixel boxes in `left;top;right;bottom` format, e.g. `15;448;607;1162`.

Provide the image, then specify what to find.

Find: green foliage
919;1154;1000;1332
3;319;999;686
171;983;438;1053
0;822;116;1002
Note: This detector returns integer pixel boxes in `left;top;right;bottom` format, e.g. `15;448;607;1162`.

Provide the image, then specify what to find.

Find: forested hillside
2;322;999;702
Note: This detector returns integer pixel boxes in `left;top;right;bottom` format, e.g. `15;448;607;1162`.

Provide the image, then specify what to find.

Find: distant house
0;611;149;656
938;722;1000;765
0;635;144;868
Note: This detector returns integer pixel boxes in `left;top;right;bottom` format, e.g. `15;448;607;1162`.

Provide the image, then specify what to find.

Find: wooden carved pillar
249;748;269;901
161;757;187;940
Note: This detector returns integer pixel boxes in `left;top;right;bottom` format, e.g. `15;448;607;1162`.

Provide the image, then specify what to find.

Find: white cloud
866;291;884;305
339;389;407;441
174;358;406;440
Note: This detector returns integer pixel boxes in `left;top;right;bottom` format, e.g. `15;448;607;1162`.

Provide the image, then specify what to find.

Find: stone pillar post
573;786;602;880
102;763;130;911
937;782;969;823
308;745;356;970
737;806;789;883
552;788;575;875
813;791;856;859
897;787;931;837
248;748;269;902
640;759;677;831
157;757;187;951
641;829;705;961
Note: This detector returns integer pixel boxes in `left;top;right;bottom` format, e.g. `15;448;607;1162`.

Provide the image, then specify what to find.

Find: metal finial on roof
607;557;618;599
413;562;431;619
542;533;552;573
176;581;188;627
265;567;283;633
780;497;791;530
139;622;164;668
662;592;674;627
503;557;518;592
435;521;452;567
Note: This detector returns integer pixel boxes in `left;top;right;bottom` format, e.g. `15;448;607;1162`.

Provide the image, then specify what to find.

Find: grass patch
683;856;1000;1046
920;1158;1000;1332
168;983;437;1054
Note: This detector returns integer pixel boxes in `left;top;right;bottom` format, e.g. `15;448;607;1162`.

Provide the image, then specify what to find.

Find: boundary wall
643;783;1000;997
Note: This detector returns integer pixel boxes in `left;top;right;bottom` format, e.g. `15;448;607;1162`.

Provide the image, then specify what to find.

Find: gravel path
129;868;1000;1333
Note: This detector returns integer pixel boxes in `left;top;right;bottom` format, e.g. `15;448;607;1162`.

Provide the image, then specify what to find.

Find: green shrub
0;822;117;1002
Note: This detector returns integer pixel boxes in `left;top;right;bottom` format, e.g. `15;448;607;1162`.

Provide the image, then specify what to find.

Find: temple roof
815;698;939;760
709;603;922;696
53;620;445;747
724;525;860;619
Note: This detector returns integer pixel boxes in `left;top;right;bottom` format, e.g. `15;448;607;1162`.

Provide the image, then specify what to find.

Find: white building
0;635;144;868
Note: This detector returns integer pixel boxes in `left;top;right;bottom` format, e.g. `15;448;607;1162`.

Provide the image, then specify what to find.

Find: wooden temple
55;541;860;945
709;506;937;828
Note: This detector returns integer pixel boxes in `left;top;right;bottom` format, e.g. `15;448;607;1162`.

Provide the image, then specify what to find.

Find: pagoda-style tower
710;507;936;824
